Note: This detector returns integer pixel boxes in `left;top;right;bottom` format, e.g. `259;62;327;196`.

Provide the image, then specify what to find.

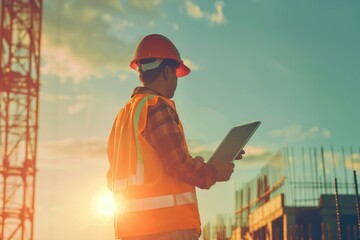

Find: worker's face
164;66;178;98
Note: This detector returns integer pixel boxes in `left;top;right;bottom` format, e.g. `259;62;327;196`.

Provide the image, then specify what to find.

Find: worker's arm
144;99;235;189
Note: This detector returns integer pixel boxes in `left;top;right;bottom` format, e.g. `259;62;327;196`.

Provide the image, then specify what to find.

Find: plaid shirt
133;87;217;189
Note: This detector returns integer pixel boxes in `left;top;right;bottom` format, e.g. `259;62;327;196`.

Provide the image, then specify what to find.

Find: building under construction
203;146;360;240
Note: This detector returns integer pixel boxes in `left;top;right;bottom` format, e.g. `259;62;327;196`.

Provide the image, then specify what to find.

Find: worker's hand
209;159;235;182
235;150;245;160
194;156;205;163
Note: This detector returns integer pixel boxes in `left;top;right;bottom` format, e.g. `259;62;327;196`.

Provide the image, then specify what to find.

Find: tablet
207;121;261;163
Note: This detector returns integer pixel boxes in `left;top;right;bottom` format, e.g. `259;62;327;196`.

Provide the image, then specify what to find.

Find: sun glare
93;189;115;217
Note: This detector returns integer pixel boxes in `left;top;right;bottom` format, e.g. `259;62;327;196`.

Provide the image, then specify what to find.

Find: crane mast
0;0;42;239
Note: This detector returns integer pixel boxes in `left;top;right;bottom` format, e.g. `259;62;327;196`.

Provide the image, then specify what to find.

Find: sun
93;189;115;217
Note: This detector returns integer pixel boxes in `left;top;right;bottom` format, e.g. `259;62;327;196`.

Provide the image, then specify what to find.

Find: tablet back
207;121;261;163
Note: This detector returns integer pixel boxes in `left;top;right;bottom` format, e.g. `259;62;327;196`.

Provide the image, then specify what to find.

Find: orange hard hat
130;34;190;77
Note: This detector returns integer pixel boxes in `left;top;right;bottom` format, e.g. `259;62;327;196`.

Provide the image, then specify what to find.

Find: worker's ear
162;65;171;80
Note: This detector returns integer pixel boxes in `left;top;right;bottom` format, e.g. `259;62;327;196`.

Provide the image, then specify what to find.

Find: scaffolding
0;0;42;239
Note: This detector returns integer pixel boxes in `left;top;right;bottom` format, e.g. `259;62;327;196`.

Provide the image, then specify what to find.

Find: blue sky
35;0;360;239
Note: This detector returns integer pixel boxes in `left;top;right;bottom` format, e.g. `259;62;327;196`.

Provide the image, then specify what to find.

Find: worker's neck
143;82;167;98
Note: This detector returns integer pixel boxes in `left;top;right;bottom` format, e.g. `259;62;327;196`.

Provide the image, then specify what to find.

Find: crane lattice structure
0;0;42;239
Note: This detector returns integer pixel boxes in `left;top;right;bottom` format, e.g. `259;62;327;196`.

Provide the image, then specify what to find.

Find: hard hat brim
176;63;191;77
130;59;191;78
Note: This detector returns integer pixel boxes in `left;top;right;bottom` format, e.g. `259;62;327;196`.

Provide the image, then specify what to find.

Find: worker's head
137;58;179;98
130;34;190;77
138;58;179;83
130;34;190;98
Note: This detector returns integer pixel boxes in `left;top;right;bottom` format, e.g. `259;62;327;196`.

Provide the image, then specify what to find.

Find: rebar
321;146;328;194
335;177;342;240
353;171;360;239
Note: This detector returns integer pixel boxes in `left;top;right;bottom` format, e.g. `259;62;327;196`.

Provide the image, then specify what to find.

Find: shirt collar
131;86;165;98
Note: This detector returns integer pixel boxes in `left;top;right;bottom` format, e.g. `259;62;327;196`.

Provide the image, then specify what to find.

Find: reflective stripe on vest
133;95;155;164
113;163;144;191
122;191;197;213
114;95;155;191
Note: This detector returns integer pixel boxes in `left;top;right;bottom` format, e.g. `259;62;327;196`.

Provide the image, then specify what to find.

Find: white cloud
185;0;204;19
41;90;91;115
40;92;72;102
322;129;331;138
171;22;180;31
184;0;227;25
244;146;270;156
237;146;274;167
67;95;91;114
209;2;226;24
82;7;99;20
39;137;107;168
41;35;102;83
102;14;113;23
270;124;303;140
269;124;331;143
127;0;163;9
119;73;129;81
318;148;360;177
42;0;134;83
344;151;360;170
68;102;86;114
116;19;132;30
309;126;319;134
183;59;200;71
351;153;360;171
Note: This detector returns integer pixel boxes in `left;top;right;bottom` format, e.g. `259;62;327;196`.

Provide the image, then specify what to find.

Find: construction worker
106;34;245;240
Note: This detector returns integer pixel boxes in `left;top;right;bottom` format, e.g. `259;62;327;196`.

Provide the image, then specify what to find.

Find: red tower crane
0;0;42;239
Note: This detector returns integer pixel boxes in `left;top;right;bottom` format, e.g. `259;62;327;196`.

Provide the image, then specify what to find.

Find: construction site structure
203;146;360;240
0;0;42;239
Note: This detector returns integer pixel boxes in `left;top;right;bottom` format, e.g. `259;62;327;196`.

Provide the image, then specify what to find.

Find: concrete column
267;221;273;240
283;212;296;240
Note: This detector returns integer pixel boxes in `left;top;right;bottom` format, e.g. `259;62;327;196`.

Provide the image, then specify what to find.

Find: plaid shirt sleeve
142;98;217;189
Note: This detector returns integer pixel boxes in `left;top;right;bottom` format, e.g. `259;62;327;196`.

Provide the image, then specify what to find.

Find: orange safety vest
107;93;201;238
